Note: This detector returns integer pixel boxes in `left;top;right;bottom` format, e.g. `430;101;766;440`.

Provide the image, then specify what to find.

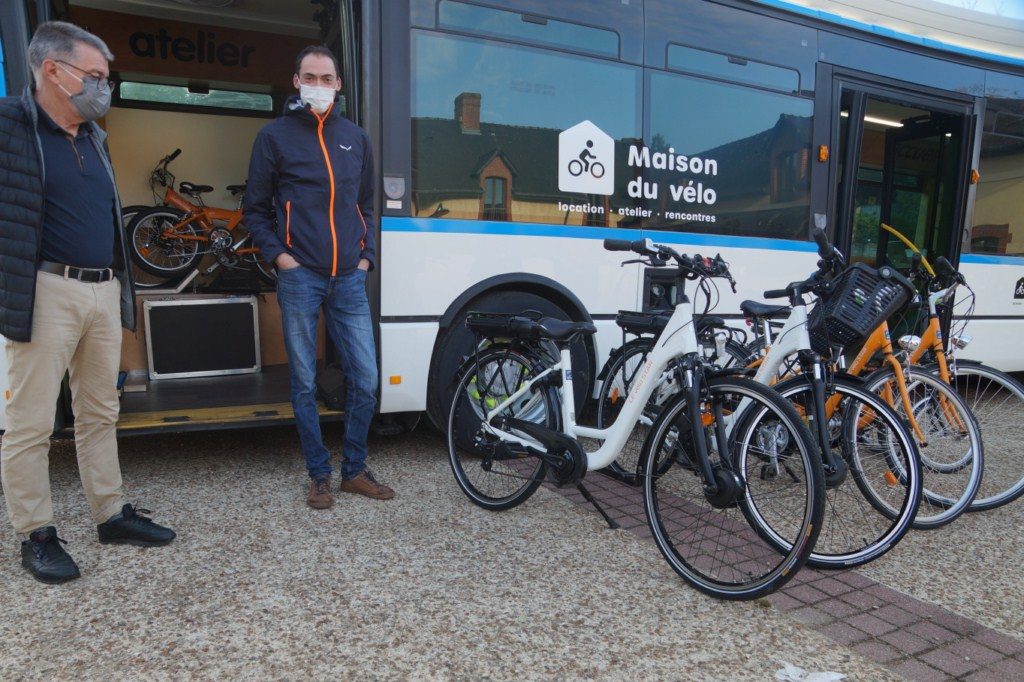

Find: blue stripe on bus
380;216;818;252
961;253;1024;266
751;0;1024;69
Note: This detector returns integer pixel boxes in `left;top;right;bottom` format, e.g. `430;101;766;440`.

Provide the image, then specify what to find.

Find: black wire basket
807;263;917;355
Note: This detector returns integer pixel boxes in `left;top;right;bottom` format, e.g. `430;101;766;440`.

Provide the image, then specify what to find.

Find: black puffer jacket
0;88;135;342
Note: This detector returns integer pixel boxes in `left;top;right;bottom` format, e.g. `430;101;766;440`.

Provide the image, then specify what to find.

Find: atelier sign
129;30;256;68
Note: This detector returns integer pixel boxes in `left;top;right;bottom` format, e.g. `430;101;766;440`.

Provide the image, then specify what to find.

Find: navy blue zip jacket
244;96;376;277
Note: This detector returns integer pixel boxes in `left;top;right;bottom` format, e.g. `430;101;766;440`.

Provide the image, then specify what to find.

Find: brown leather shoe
339;469;395;500
307;477;334;509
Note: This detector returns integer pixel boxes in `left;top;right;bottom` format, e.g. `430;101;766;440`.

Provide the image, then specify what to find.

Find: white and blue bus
0;0;1021;434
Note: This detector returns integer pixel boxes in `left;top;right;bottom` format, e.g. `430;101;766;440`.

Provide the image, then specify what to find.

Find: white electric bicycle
446;239;825;600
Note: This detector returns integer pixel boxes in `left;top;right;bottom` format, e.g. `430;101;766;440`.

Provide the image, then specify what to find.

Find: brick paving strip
548;471;1024;681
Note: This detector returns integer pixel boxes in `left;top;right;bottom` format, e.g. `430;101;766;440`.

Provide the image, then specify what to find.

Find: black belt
38;260;115;283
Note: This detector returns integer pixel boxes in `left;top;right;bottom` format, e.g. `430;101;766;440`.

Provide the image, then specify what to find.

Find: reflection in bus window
968;98;1024;257
411;31;641;227
668;44;799;94
644;71;812;240
438;1;619;58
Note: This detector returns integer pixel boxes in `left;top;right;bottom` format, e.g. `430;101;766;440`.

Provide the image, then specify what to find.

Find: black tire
122;205;172;289
936;361;1024;511
129;207;202;277
427;290;592;431
642;375;824;600
773;375;923;568
447;344;554;510
861;365;982;530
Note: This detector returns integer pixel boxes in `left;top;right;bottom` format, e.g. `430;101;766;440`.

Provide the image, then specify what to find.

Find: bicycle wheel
236;228;277;286
129;207;202;277
931;361;1024;511
596;338;656;483
862;366;982;529
122;205;170;289
642;375;824;600
773;375;922;568
447;344;555;511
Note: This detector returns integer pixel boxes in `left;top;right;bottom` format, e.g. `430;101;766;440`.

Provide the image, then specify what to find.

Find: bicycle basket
807;262;916;355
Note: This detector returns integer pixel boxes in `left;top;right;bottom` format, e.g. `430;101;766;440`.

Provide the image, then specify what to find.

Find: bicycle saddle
179;182;214;195
226;184;247;195
740;300;791;319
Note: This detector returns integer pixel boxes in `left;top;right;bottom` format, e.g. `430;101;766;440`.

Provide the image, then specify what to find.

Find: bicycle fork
800;351;848;488
677;354;742;508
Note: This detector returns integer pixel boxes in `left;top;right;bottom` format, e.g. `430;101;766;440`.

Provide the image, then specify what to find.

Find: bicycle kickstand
576;482;620;530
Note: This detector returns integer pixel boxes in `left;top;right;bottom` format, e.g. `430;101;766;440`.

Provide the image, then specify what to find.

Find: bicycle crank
495;416;587;487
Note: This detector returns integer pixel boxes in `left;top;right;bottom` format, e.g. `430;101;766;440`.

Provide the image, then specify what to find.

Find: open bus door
2;0;371;437
829;75;976;273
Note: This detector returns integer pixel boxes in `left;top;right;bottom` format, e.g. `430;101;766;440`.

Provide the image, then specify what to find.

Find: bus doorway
831;80;975;270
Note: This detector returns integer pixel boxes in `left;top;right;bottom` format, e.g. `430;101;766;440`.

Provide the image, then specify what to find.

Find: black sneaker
97;504;176;547
21;526;81;584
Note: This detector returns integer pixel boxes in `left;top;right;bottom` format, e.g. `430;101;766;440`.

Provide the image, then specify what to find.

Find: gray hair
28;21;114;72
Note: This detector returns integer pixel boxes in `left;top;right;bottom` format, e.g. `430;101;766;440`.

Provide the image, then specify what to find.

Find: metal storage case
143;296;260;380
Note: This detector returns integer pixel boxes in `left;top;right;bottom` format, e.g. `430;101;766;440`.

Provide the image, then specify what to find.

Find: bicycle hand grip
763;289;789;300
603;238;632;252
168;148;181;161
812;228;833;258
933;256;955;276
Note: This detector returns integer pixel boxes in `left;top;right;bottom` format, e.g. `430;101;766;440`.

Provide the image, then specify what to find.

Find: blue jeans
276;266;378;481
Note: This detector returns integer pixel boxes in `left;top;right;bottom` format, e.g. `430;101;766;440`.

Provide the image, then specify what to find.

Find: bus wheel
426;290;593;432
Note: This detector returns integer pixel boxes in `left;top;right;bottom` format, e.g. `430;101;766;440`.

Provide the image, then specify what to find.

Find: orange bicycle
741;242;984;528
127;150;275;285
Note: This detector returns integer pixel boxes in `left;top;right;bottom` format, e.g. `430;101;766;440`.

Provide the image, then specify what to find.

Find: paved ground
0;426;1020;680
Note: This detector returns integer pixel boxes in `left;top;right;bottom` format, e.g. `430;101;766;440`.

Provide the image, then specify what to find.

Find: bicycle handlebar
167;148;181;162
603;238;736;291
762;229;846;301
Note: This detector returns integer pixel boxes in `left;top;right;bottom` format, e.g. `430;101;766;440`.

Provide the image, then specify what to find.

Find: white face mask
299;84;336;114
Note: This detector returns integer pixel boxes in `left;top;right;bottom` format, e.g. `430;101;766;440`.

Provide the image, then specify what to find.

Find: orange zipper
313;106;338;276
285;200;292;247
356;205;368;251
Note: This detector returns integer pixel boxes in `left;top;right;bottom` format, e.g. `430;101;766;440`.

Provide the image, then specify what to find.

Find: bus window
410;30;641;227
643;70;812;241
667;44;800;94
966;97;1024;258
437;1;619;59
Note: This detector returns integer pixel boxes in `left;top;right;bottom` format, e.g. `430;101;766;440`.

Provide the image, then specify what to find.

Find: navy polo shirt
36;106;116;269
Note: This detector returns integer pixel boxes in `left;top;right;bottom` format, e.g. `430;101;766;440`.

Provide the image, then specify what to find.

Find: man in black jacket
0;21;174;584
245;46;394;509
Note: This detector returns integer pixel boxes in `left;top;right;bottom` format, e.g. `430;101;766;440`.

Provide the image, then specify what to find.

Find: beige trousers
2;271;125;535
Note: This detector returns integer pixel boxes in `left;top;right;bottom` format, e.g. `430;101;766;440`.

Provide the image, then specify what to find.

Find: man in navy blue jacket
245;46;393;508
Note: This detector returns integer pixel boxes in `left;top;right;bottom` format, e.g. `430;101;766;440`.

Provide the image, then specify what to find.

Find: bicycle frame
155;187;260;258
481;300;707;472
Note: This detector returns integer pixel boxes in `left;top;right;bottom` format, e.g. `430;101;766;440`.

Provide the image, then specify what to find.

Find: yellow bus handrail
880;223;936;277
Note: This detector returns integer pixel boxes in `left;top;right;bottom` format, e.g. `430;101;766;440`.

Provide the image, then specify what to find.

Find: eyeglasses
299;73;339;86
56;60;116;92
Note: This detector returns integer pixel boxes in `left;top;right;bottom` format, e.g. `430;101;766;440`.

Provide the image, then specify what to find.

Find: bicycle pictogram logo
567;140;606;180
559;121;614;195
1015;277;1024;299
